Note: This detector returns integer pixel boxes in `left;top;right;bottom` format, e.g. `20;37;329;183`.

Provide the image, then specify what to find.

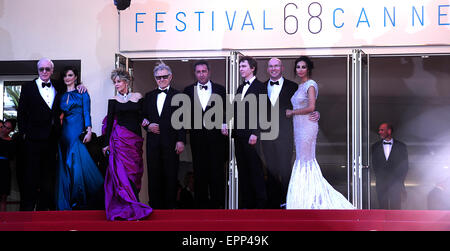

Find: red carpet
1;209;449;231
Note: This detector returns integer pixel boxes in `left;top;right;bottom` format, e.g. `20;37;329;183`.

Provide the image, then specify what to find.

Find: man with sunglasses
17;58;86;211
142;62;186;209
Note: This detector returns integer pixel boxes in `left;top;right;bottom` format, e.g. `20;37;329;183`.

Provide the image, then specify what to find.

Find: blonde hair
111;68;131;83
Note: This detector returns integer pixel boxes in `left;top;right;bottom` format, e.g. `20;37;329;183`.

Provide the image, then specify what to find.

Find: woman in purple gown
102;69;152;221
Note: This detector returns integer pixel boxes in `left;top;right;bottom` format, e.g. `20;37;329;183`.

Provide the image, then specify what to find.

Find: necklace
118;92;129;101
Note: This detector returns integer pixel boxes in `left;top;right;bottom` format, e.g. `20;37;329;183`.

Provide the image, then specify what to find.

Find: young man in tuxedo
371;122;409;210
229;56;267;209
183;60;227;209
143;62;186;209
17;58;86;211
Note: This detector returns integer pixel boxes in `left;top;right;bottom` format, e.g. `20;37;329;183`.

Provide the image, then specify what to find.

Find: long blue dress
56;90;104;210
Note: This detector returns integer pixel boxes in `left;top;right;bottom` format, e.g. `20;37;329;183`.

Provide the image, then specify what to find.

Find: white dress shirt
383;139;394;160
197;81;212;111
267;77;284;106
241;76;256;100
157;86;169;116
36;78;56;109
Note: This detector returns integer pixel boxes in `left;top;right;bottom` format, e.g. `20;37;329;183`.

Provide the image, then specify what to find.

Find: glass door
115;53;134;91
226;51;243;209
126;56;230;209
350;49;370;209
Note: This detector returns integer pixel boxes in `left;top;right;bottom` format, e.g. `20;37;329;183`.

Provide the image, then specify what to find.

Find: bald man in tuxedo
371;122;409;210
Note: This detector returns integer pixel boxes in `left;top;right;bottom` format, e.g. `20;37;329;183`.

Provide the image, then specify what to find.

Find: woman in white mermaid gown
286;56;354;209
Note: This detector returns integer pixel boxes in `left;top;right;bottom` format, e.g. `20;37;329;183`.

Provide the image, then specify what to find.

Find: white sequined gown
286;80;354;209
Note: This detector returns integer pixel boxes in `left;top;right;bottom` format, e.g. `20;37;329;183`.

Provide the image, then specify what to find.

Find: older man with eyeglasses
142;62;186;209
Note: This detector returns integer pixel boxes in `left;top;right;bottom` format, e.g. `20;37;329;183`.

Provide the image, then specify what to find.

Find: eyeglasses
155;75;170;80
38;67;52;72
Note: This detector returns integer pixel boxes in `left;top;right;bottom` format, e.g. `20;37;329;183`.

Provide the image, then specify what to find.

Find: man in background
371;122;409;210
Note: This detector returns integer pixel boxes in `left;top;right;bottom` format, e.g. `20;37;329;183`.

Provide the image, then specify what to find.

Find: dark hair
239;56;258;75
61;66;80;86
4;118;17;131
194;60;210;71
294;56;314;77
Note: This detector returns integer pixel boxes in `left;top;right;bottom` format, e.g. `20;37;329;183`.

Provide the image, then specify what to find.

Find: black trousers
234;137;267;209
376;183;403;210
20;138;57;211
262;137;294;208
190;130;226;209
147;144;179;209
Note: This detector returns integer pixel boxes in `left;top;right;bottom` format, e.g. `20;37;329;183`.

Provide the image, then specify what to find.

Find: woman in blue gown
56;66;104;210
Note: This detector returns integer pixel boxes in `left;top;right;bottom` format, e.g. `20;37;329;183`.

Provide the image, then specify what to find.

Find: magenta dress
104;99;152;221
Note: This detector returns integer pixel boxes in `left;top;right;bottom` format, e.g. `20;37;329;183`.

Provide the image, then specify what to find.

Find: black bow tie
199;84;208;90
244;81;250;86
270;81;279;86
157;88;168;94
383;141;392;145
42;82;52;88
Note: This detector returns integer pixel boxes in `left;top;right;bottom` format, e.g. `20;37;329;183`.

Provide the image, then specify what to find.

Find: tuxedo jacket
183;82;226;138
263;78;298;144
17;78;64;141
371;139;409;192
232;78;267;140
142;87;186;148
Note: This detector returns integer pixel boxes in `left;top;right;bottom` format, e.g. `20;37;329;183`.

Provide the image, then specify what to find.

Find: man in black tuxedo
183;60;227;209
17;58;64;211
143;62;186;209
261;58;298;209
227;56;267;209
371;122;409;210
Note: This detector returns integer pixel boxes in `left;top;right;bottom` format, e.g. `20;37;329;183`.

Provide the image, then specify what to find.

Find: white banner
119;0;450;51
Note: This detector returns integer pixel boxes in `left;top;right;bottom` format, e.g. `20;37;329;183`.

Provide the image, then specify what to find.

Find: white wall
0;0;118;133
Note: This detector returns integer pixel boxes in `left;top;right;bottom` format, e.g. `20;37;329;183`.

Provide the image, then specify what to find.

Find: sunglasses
155;74;170;80
38;67;52;72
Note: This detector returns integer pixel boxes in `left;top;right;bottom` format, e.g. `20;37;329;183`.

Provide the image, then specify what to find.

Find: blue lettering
155;12;167;32
439;5;450;25
226;11;237;31
333;8;344;28
263;10;273;30
212;11;215;31
357;8;370;28
176;12;186;32
241;10;255;30
412;6;424;26
384;7;396;27
195;11;204;31
135;12;146;33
